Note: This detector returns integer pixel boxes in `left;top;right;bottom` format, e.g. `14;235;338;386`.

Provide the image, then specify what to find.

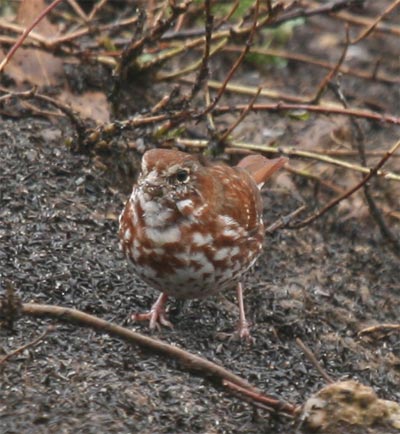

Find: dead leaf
58;90;110;123
3;0;64;86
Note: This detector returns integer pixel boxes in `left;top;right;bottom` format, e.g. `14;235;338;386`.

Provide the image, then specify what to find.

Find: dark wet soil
1;114;399;433
1;2;400;433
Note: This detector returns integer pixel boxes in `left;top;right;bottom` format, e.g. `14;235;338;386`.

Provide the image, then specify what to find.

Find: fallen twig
296;338;334;384
12;302;297;417
223;380;298;417
199;0;260;118
289;139;400;229
350;0;400;45
214;101;400;127
265;205;307;234
0;86;86;148
358;323;400;337
223;46;400;85
188;0;212;101
0;0;65;73
0;325;54;366
178;138;400;182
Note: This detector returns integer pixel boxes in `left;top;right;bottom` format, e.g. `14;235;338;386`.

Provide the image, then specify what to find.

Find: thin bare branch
218;87;262;143
9;301;297;417
308;25;350;103
296;338;334;384
0;0;65;73
0;326;54;365
199;0;260;118
358;324;400;337
189;0;213;100
213;102;400;128
350;0;400;44
289;139;400;229
177;139;400;182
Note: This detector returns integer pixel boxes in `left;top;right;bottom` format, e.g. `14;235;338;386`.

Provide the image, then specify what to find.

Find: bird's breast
119;191;264;299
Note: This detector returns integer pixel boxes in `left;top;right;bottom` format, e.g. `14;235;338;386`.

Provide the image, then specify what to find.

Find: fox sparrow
119;148;286;340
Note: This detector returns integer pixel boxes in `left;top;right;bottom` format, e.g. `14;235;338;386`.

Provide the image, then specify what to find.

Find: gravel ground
1;117;399;433
1;1;400;432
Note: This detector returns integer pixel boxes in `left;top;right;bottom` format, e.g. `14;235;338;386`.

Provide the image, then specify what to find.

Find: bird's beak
142;180;163;198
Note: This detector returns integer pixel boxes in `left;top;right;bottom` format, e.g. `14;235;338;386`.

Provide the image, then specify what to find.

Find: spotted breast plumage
119;148;286;339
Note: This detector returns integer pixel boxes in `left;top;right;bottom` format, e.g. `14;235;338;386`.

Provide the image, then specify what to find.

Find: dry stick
204;85;216;133
223;380;298;417
332;9;400;36
199;0;260;118
363;172;400;255
51;15;139;47
308;25;349;104
19;302;297;416
67;0;89;22
146;0;156;30
214;102;400;127
157;38;228;82
218;87;262;143
161;0;357;41
0;87;86;146
33;94;85;140
178;138;400;182
265;205;307;235
285;166;345;195
289;139;400;229
188;76;397;108
358;324;400;336
189;0;213;101
150;0;192;42
156;38;228;82
150;87;180;114
265;0;273;15
329;79;400;256
0;86;36;103
356;145;400;256
116;1;190;77
288;166;396;221
350;0;400;45
267;0;360;27
135;0;357;80
0;16;138;51
179;76;318;104
112;0;191;111
225;46;399;85
0;0;65;73
88;0;109;22
366;177;400;256
295;149;400;158
0;326;54;365
0;21;48;45
214;0;240;30
296;338;334;385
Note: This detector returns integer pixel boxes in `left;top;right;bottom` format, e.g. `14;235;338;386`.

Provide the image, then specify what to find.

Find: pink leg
236;282;254;343
132;293;173;330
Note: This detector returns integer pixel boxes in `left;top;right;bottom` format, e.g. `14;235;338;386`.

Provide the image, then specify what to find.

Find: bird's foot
131;293;173;331
234;319;255;344
216;320;255;344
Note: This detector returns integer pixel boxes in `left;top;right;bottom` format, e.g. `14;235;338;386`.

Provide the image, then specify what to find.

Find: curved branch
17;302;298;417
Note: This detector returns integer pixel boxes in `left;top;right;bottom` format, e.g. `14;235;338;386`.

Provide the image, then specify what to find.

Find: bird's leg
235;282;254;343
132;293;173;330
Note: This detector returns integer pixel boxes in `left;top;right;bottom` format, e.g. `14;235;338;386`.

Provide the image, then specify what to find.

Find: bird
118;148;287;340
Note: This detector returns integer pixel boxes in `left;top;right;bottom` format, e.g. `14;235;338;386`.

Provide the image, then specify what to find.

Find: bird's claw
233;319;255;344
132;309;173;330
131;293;173;331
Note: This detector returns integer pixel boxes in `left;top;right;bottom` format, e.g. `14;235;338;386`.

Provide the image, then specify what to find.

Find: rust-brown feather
118;148;286;336
237;154;287;187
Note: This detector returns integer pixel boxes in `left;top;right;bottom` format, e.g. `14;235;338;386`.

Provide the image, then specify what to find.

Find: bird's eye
175;169;190;183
